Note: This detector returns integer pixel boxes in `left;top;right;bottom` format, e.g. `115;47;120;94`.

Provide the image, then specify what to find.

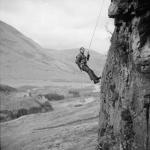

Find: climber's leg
81;65;100;83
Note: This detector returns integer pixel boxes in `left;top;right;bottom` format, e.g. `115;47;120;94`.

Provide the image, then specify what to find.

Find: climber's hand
87;51;90;60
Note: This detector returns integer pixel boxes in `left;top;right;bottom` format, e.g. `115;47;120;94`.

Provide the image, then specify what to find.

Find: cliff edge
97;0;150;150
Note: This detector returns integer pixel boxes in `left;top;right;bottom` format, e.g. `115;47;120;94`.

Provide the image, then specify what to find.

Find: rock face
97;0;150;150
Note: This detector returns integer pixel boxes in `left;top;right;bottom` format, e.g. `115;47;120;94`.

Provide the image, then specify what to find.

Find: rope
88;0;105;50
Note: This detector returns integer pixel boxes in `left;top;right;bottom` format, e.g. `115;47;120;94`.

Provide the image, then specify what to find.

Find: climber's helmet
80;47;85;54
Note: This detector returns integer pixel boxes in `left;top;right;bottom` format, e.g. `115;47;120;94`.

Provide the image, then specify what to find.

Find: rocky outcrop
97;0;150;150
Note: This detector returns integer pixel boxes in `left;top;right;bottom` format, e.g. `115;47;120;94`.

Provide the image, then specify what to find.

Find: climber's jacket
75;52;90;70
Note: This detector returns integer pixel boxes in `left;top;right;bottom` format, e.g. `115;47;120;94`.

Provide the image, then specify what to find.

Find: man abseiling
75;47;101;84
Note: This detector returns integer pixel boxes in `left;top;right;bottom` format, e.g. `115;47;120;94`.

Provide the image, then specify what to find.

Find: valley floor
0;93;100;150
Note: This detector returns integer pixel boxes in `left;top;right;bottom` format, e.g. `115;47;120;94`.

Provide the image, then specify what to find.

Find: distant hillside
0;21;106;86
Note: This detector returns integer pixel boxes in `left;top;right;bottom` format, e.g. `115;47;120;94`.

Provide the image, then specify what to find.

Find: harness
80;54;87;69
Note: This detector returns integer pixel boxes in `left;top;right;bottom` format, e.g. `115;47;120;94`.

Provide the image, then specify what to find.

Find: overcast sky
0;0;114;54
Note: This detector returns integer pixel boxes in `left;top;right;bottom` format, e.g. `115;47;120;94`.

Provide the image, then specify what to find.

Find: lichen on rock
97;0;150;150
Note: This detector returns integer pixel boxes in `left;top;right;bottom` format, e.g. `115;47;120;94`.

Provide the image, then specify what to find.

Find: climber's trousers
81;65;99;81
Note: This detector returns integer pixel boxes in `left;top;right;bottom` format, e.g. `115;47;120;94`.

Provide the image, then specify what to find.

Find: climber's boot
94;80;99;84
93;77;101;84
97;76;101;80
94;76;101;84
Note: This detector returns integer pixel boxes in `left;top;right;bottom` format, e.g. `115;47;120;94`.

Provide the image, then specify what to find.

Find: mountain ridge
0;20;106;86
